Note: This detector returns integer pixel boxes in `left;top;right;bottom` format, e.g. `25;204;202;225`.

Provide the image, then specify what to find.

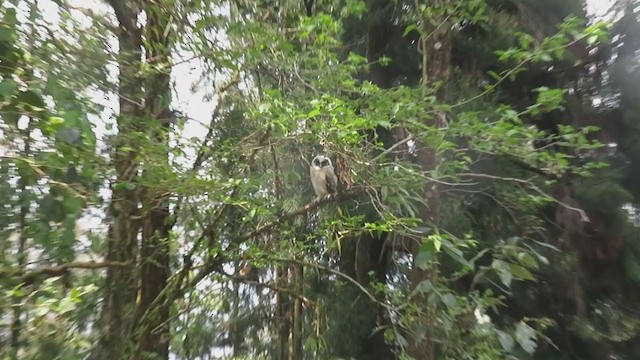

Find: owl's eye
321;160;329;166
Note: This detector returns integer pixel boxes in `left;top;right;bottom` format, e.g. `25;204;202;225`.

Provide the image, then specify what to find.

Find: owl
310;155;337;200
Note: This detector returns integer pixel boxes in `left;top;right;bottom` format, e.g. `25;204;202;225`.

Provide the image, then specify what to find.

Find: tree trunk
288;262;303;360
136;1;174;358
276;265;291;360
367;11;393;89
338;230;392;360
92;1;142;359
407;1;452;359
272;146;294;360
11;122;31;357
232;267;242;357
321;1;397;358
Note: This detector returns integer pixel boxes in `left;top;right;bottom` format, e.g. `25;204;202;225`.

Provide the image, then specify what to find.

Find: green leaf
307;108;321;118
442;240;471;268
115;182;136;191
40;195;65;222
492;260;512;287
508;263;535;281
0;27;12;42
18;90;46;110
499;269;513;287
517;252;538;269
58;297;77;314
403;23;418;37
415;279;434;294
440;293;456;308
487;70;501;81
539;53;553;62
377;119;391;128
415;244;434;269
432;236;442;252
3;8;17;26
515;321;537;354
248;208;257;220
0;79;16;98
496;330;515;351
63;196;84;214
48;116;65;125
304;336;318;352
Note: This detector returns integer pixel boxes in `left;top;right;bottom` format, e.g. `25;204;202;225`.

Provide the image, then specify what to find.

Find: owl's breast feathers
310;165;329;198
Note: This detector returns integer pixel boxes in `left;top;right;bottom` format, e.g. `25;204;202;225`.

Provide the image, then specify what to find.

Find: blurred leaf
496;330;515;351
0;78;16;98
515;322;537;354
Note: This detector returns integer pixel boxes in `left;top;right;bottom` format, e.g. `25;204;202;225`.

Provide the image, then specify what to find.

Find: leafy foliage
1;0;640;360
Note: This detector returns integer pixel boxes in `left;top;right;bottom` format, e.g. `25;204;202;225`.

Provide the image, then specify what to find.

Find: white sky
588;0;614;16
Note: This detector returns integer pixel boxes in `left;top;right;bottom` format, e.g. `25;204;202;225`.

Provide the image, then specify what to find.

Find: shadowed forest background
1;0;640;359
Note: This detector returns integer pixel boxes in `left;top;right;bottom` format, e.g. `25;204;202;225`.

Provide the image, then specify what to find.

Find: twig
293;63;319;94
458;172;590;222
0;155;91;200
133;129;273;335
371;134;414;163
216;72;240;94
267;256;392;310
219;272;315;307
451;34;587;109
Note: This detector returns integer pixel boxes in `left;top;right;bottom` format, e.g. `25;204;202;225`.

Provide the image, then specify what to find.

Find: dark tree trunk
289;262;304;360
367;12;393;89
92;1;143;359
136;2;174;358
276;265;291;360
11;122;31;357
339;231;393;360
232;269;242;357
326;0;398;358
407;1;452;359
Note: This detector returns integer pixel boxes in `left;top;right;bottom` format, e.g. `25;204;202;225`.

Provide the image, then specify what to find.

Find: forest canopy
1;0;640;359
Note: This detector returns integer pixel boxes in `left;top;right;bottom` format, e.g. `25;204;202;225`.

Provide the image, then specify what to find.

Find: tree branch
371;134;415;163
237;189;362;242
1;261;132;286
459;172;590;222
133;187;363;339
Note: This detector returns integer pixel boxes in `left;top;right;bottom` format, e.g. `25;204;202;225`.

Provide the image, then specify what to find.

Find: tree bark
322;1;397;358
288;262;304;360
407;1;452;359
276;265;291;360
136;2;174;358
92;1;142;359
232;267;242;357
11;121;31;357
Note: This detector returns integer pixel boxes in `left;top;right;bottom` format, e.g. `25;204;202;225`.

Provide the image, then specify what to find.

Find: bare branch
371;134;415;163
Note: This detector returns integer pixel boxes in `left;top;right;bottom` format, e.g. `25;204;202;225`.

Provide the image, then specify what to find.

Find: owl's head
311;155;332;169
